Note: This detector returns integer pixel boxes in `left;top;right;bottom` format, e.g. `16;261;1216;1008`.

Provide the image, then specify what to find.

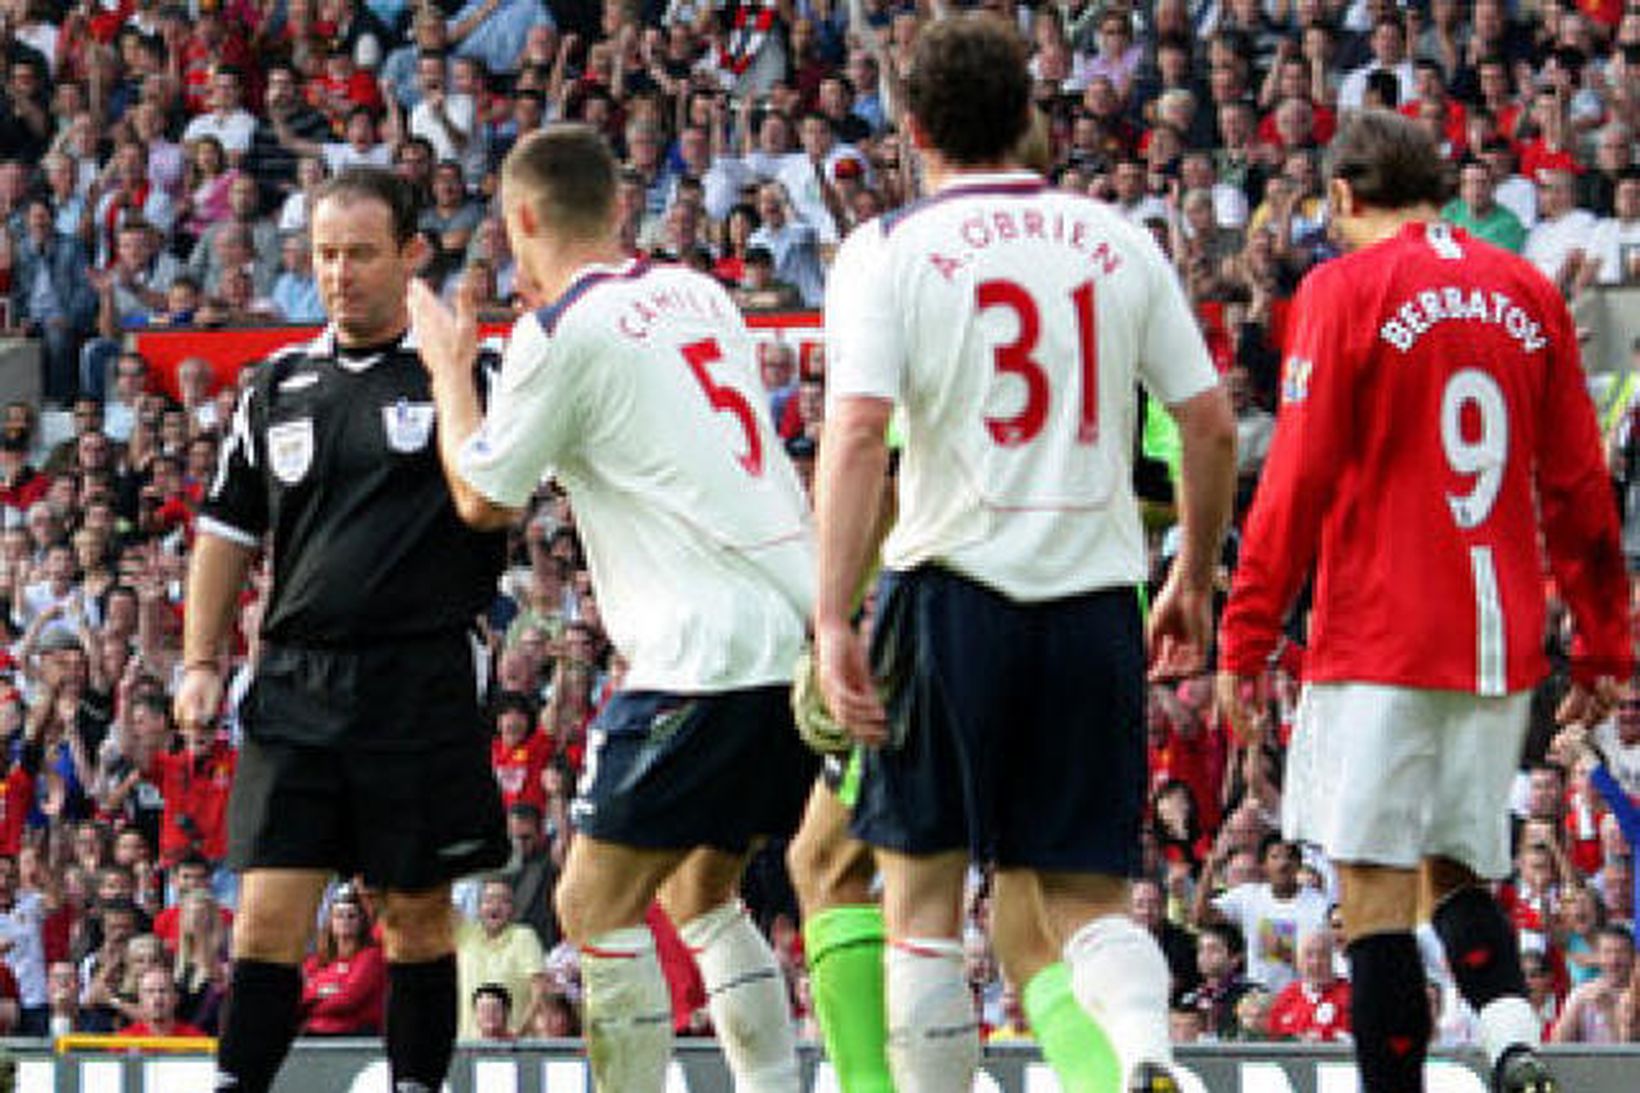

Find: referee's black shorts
228;632;509;891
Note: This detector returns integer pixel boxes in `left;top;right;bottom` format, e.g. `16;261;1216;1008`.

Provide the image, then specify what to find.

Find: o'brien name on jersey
1378;287;1548;354
926;207;1126;280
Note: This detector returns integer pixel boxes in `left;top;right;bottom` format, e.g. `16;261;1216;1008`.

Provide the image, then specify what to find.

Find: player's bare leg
556;837;694;1093
216;868;329;1093
379;884;461;1093
659;846;801;1093
876;847;978;1093
1337;862;1434;1093
991;870;1125;1092
788;780;890;1093
1422;857;1554;1093
1017;870;1174;1092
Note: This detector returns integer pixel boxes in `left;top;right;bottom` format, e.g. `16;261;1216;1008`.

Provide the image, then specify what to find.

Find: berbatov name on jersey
1377;285;1548;355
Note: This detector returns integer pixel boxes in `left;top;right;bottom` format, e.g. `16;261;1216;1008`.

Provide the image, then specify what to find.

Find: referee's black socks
387;954;459;1093
216;960;302;1093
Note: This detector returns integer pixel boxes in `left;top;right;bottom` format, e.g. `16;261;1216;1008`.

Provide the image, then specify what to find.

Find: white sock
884;938;980;1093
678;902;801;1093
580;926;673;1093
1476;996;1541;1067
1065;914;1173;1084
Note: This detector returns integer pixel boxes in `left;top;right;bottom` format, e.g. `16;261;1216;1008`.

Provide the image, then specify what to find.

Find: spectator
0;854;48;1035
300;887;386;1036
489;690;551;813
11;197;98;406
455;877;546;1041
1587;166;1640;285
189;175;281;300
271;233;324;323
1524;166;1597;293
1551;925;1635;1042
1131;876;1201;1002
45;959;107;1037
409;53;487;187
748;181;824;307
1265;928;1352;1041
1196;834;1330;993
179;138;244;250
1339;17;1418;110
1444;156;1527;252
1183;922;1255;1039
246;64;334;206
501;801;560;951
471;982;515;1041
115;965;207;1039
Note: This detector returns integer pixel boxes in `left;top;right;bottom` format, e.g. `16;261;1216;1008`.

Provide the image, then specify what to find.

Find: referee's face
312;195;413;348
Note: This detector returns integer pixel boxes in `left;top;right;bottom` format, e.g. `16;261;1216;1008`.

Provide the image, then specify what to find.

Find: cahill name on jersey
824;172;1219;601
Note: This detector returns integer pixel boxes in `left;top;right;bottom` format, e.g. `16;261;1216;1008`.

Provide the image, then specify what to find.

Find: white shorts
1283;682;1531;880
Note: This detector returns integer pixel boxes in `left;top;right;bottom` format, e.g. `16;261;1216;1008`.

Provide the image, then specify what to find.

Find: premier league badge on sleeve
383;400;437;453
268;419;314;485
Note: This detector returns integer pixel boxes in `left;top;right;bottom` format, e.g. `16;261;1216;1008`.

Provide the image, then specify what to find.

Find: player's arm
1151;384;1237;679
1217;274;1352;739
1134;235;1237;680
814;225;899;743
813;395;892;741
1536;297;1634;724
409;277;524;531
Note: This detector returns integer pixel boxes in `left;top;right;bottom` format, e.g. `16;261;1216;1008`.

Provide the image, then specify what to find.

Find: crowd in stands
0;0;1635;1055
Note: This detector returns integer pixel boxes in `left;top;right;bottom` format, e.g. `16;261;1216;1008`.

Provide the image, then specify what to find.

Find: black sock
386;955;458;1092
1348;932;1432;1093
216;960;302;1093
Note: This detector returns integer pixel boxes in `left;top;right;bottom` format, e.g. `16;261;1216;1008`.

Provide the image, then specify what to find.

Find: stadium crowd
0;0;1633;1056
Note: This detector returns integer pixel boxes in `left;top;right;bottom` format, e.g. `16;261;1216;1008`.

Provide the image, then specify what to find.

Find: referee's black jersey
200;326;507;646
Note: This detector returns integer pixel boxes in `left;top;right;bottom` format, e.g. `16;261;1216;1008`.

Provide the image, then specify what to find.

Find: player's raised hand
814;619;887;747
1556;675;1626;729
406;277;478;383
1146;569;1212;681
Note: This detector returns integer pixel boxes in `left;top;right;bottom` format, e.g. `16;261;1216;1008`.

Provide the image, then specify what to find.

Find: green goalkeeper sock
1024;961;1124;1093
804;904;892;1093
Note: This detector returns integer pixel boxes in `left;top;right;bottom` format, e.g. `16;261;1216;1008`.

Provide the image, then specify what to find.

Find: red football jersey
1222;221;1630;693
490;730;554;812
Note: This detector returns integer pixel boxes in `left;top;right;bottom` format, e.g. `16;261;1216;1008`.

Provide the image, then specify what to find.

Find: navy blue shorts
850;566;1147;874
571;686;819;853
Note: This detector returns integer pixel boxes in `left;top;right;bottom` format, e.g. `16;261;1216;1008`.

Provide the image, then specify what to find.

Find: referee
174;168;508;1093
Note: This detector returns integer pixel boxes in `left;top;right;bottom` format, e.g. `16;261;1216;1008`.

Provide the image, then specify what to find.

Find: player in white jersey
814;16;1237;1093
408;125;819;1093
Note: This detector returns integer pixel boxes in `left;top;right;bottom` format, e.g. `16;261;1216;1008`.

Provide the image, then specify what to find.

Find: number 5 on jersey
681;338;764;477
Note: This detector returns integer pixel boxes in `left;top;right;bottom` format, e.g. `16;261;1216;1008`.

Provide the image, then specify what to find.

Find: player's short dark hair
503;125;618;244
906;16;1030;166
1328;109;1448;211
313;167;419;246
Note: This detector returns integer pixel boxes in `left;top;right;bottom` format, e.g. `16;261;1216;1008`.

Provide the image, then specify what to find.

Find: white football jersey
826;171;1218;600
459;259;814;691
